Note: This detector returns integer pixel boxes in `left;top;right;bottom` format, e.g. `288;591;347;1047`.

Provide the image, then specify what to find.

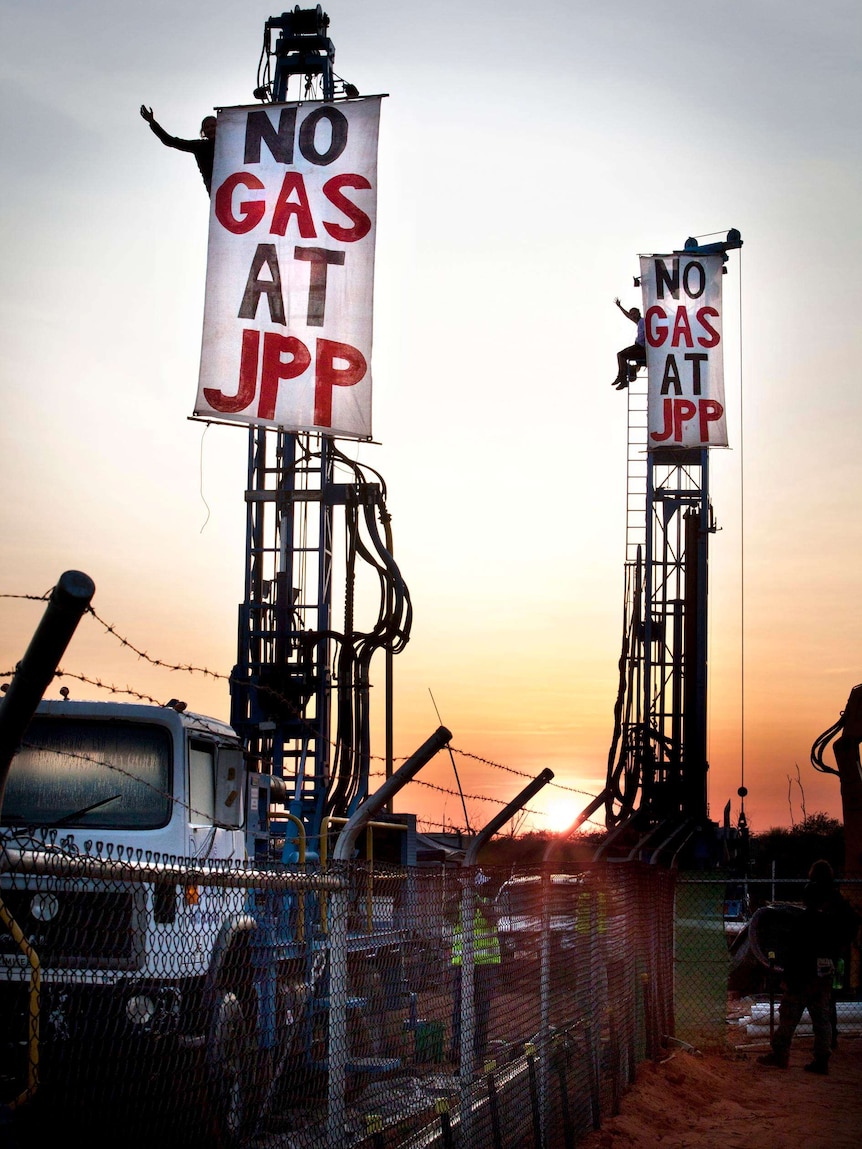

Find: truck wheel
206;990;257;1145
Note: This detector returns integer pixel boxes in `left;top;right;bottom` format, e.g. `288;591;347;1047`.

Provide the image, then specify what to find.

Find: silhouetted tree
751;813;844;880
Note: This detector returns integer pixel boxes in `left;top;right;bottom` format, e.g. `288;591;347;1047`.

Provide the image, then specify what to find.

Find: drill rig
600;232;743;863
216;8;414;866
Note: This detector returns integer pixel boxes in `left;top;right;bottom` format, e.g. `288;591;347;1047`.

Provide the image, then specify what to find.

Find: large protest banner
640;252;727;449
196;98;381;439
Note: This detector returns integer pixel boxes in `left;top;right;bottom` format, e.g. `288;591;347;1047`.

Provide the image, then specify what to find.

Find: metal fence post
538;863;552;1140
459;770;554;1146
540;789;608;1148
327;871;351;1149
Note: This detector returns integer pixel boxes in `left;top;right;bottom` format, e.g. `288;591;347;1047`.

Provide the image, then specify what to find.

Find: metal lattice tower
230;429;335;842
230;12;411;860
230;423;411;859
604;232;742;847
607;385;713;835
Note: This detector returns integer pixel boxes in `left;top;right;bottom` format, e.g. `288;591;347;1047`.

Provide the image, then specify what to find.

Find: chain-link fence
689;874;862;1053
8;838;852;1148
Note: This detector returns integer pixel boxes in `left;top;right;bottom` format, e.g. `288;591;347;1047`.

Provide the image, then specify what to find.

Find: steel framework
604;233;741;848
606;403;714;836
229;13;410;861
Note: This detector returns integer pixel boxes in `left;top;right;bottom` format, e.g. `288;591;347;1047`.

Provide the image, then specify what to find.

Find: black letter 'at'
685;353;709;395
660;355;682;395
654;258;679;300
244;108;297;164
298;107;348;166
239;244;285;324
294;247;346;326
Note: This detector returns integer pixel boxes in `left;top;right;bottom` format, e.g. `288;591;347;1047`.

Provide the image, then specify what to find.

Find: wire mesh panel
1;842;685;1148
673;876;730;1047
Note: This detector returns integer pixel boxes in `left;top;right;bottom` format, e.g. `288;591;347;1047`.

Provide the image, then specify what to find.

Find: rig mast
604;232;741;858
228;10;410;862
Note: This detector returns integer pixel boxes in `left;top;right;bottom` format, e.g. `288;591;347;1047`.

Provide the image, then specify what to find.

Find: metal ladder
624;372;649;564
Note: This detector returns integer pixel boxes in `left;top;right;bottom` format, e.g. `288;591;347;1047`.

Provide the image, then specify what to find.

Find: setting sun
543;800;582;835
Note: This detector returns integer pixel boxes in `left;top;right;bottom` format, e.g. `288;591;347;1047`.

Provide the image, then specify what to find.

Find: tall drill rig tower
603;232;742;859
195;8;412;862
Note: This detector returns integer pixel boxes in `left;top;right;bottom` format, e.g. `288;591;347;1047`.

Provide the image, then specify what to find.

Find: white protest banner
195;98;381;438
639;252;727;449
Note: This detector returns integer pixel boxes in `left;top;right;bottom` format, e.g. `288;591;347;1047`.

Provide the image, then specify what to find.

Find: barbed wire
5;738;602;847
2;739;603;859
88;607;230;680
448;747;597;798
367;766;543;814
2;595;603;818
2;673;597;814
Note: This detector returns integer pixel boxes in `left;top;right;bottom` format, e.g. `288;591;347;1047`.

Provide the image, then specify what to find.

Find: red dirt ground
578;1038;862;1149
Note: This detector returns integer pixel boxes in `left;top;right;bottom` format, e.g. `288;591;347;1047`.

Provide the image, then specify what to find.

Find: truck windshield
3;718;173;830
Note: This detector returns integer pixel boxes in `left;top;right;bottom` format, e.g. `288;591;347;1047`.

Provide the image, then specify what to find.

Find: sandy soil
578;1037;862;1149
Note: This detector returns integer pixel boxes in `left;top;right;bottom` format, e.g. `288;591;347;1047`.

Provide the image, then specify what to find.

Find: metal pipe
542;789;608;865
331;725;450;862
0;571;95;809
279;811;307;941
0;894;40;1107
318;814;407;932
464;769;554;868
0;849;343;891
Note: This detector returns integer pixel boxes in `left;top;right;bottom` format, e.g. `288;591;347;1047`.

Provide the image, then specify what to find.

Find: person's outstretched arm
614;297;638;323
140;104;198;152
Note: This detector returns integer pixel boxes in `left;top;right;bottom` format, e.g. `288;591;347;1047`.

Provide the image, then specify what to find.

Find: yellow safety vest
576;890;608;934
451;898;501;966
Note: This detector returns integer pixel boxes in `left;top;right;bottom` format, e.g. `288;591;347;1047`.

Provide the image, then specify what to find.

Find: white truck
0;697;320;1142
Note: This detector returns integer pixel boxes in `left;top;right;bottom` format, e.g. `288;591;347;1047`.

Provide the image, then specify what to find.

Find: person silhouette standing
758;861;858;1075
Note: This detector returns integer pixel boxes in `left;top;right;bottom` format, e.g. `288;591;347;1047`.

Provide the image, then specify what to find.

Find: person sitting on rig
140;106;216;194
612;297;646;389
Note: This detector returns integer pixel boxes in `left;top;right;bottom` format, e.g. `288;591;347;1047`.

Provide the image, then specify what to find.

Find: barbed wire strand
1;596;601;814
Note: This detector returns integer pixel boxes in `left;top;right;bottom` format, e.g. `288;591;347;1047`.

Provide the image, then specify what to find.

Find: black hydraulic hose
811;717;842;776
329;442;389;503
322;460;413;819
360;500;411;650
327;506;361;817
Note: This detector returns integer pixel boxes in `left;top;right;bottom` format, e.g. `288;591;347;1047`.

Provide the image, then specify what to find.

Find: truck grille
0;886;145;971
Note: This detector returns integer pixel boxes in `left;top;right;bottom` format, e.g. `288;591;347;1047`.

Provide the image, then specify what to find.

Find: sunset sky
1;1;860;838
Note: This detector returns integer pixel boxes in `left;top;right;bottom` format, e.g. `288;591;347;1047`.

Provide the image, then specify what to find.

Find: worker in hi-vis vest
448;870;501;1066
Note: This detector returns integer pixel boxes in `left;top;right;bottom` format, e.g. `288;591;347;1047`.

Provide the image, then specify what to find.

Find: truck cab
0;700;251;1119
2;699;245;861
